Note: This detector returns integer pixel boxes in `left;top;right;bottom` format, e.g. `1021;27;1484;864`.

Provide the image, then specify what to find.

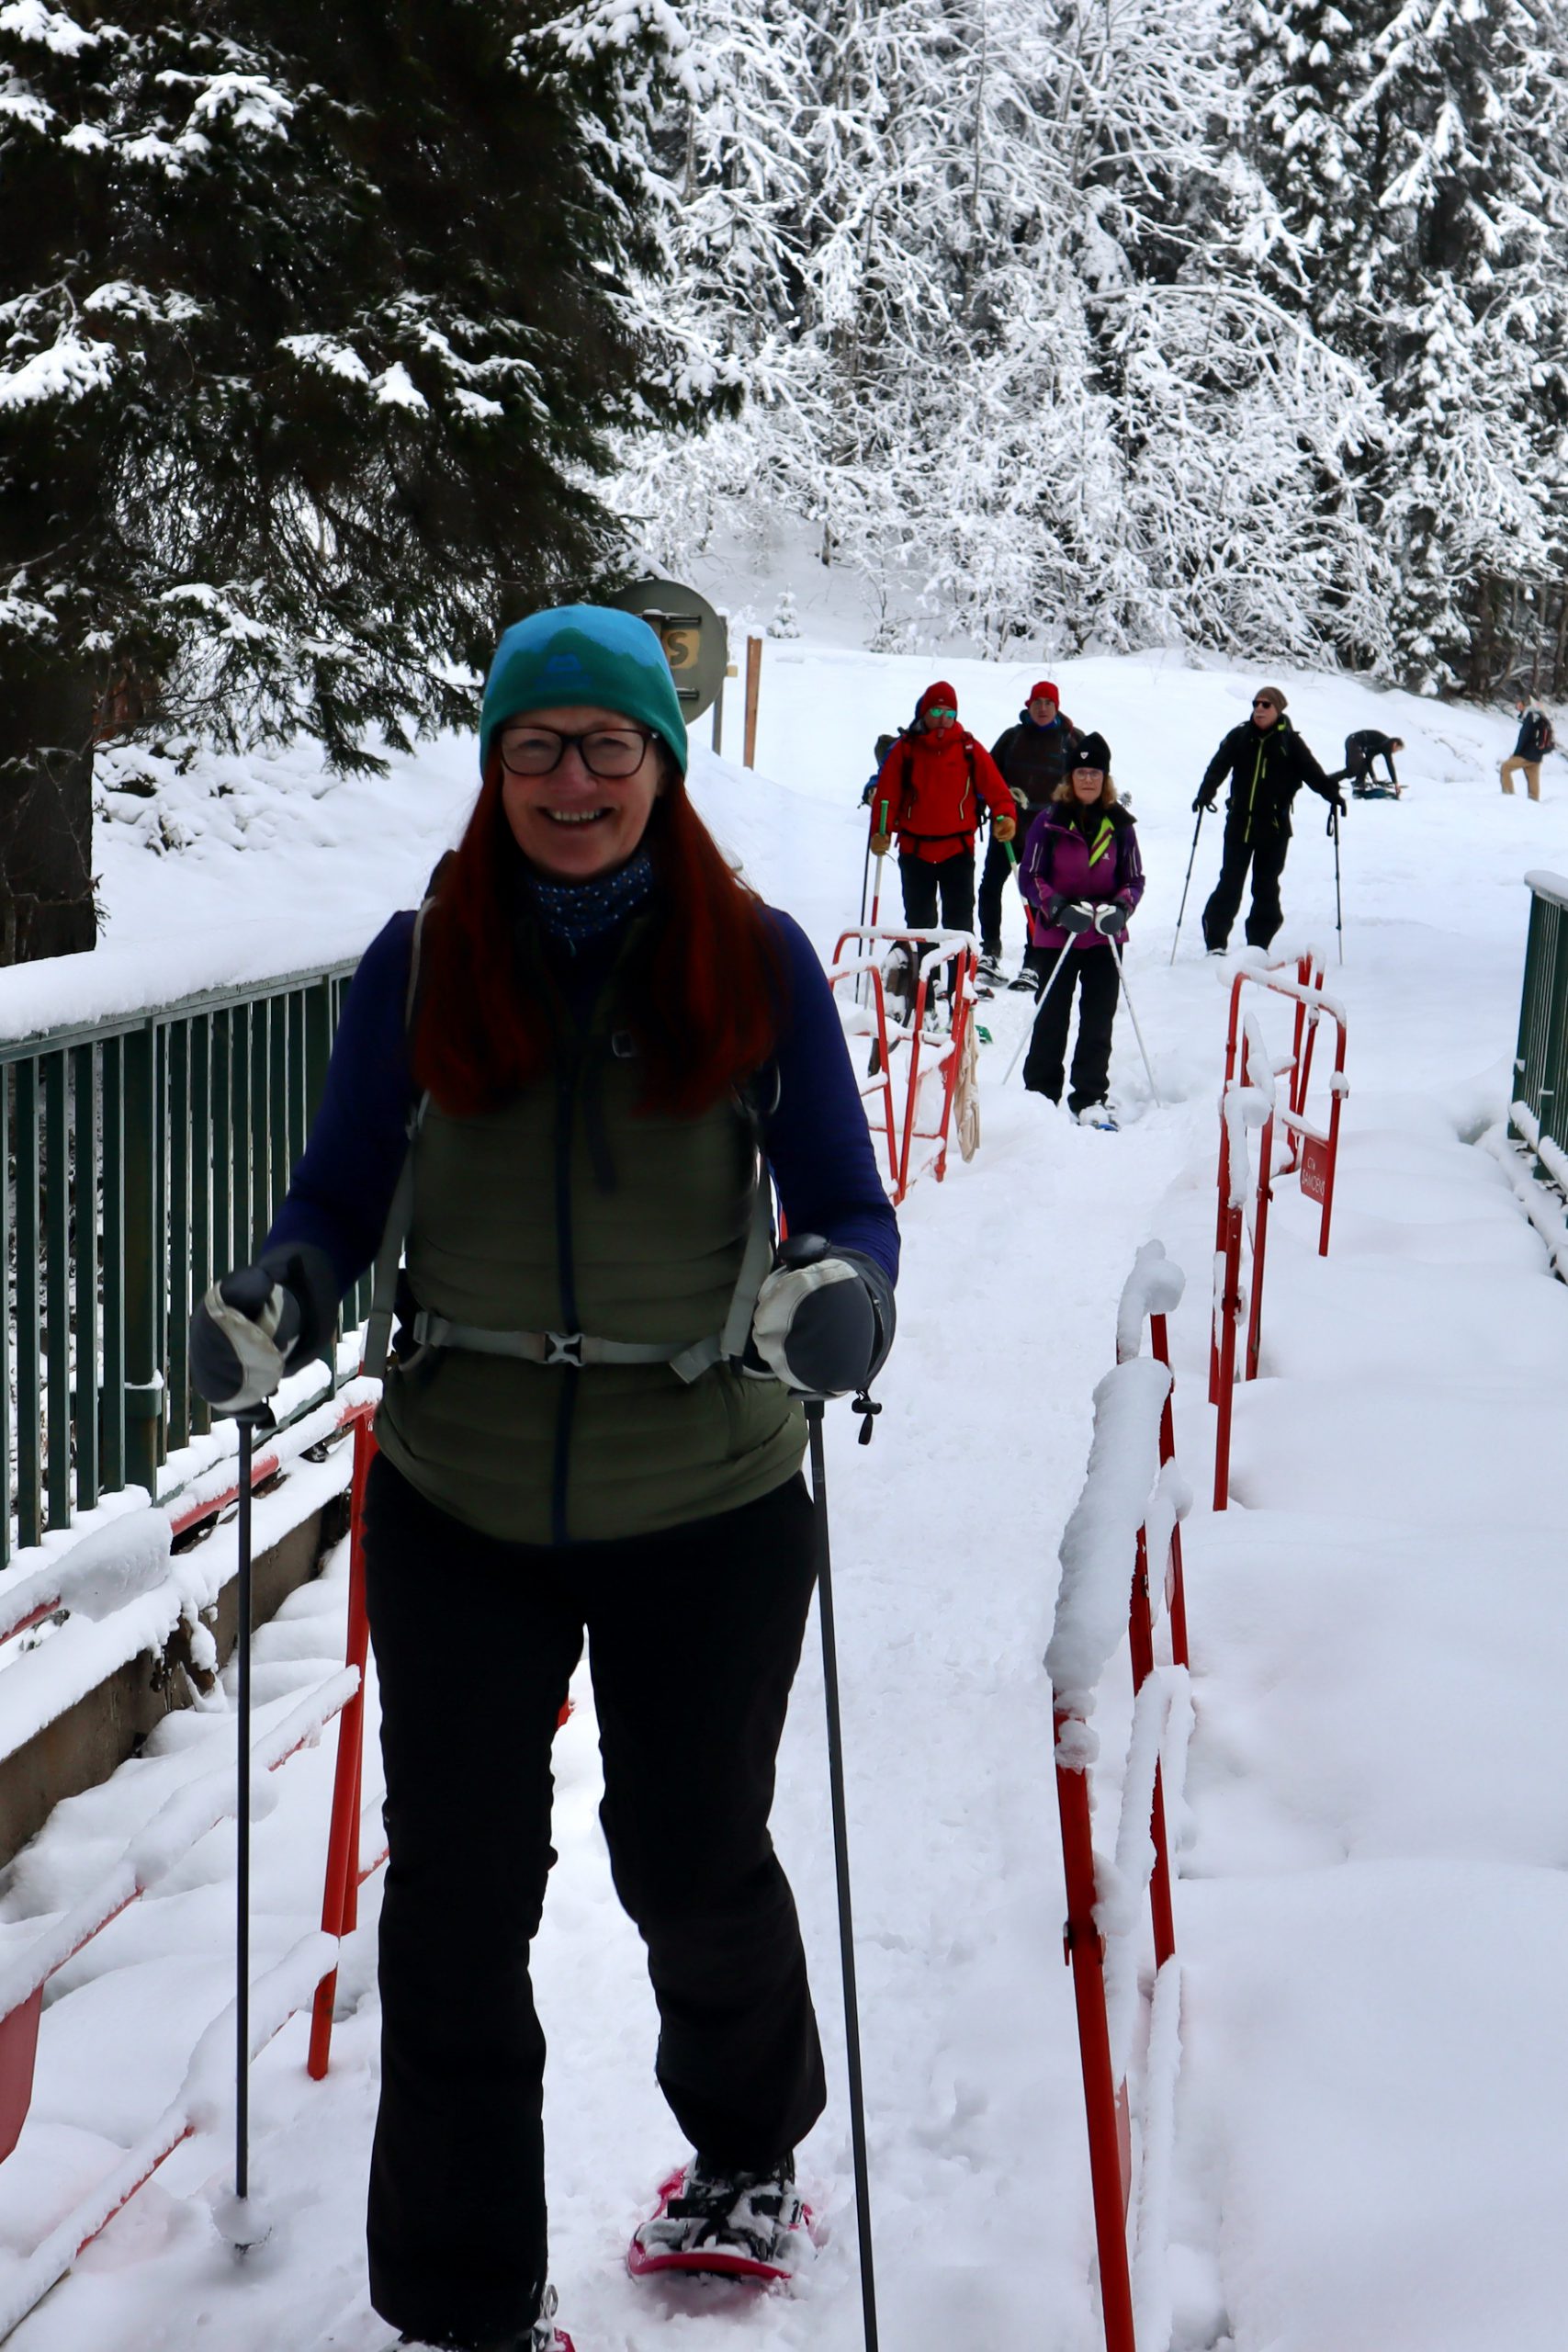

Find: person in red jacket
869;682;1016;934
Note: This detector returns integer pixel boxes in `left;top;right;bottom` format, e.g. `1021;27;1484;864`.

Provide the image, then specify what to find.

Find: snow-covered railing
829;926;980;1204
1510;873;1568;1188
0;1400;389;2338
1;951;363;1570
1211;956;1347;1510
1047;1242;1193;2352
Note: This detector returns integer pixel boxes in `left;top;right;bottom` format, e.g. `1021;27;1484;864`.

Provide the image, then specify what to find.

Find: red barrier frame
829;927;978;1203
1053;1257;1192;2352
1211;958;1348;1509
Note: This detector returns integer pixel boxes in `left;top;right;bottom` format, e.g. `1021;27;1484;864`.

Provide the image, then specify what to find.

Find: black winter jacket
1199;718;1333;840
989;713;1083;820
1515;709;1552;760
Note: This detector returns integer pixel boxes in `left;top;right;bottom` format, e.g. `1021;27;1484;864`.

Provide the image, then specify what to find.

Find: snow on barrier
0;1399;386;2330
1048;1242;1194;2352
829;926;980;1204
1210;956;1348;1510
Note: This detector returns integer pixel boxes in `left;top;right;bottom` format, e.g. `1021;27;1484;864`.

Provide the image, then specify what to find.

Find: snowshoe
1008;967;1040;993
628;2155;814;2284
977;951;1005;981
1074;1102;1120;1132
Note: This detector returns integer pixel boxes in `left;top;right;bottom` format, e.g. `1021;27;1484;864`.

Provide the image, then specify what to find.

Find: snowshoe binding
1075;1102;1120;1132
628;2154;813;2285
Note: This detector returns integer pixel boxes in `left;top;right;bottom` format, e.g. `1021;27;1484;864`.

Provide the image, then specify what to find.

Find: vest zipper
551;1057;581;1547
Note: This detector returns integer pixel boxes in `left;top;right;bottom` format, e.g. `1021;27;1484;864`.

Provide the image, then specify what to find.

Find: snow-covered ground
3;640;1567;2350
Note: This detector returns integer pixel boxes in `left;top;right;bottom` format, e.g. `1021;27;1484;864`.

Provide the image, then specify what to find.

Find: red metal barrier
1050;1243;1194;2352
1211;958;1348;1509
829;927;978;1204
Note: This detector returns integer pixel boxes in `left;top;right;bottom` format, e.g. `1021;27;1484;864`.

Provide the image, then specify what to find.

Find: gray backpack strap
669;1066;780;1385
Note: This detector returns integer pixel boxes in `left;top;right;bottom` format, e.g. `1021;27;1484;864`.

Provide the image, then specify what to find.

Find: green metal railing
1511;873;1568;1180
2;958;365;1571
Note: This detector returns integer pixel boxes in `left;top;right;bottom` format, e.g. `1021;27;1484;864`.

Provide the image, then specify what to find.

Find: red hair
412;754;787;1118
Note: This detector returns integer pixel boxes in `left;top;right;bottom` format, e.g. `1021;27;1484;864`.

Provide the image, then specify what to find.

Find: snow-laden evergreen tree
616;0;1390;664
0;0;696;964
1243;0;1568;688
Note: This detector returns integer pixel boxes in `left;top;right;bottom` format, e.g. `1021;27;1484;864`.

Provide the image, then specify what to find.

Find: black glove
1193;787;1217;814
189;1243;337;1412
750;1234;895;1397
1093;902;1129;934
1056;900;1096;934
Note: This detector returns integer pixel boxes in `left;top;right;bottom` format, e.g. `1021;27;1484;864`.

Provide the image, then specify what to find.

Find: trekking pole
868;800;889;935
231;1402;276;2235
1169;805;1207;965
855;833;874;1006
1109;933;1162;1105
1003;941;1074;1084
1328;802;1344;964
804;1398;880;2352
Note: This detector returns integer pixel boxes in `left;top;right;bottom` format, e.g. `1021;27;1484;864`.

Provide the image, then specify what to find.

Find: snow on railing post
1047;1249;1195;2352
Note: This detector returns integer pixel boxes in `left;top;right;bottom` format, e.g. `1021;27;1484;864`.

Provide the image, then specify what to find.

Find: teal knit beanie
479;605;689;777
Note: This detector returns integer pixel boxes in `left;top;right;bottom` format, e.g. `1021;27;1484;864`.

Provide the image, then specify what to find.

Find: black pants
364;1453;825;2348
899;849;975;935
1022;944;1119;1111
1202;824;1290;950
976;830;1023;955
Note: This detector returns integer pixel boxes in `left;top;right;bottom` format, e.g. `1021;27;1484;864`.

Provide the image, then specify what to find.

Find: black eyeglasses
1252;698;1276;711
498;724;655;779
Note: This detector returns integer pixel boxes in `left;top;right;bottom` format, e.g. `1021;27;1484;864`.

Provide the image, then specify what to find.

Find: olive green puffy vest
373;982;804;1547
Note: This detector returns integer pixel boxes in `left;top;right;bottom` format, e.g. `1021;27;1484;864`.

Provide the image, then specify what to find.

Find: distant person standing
1330;729;1404;798
1194;687;1342;952
1502;699;1554;800
977;682;1082;978
1017;733;1144;1129
869;683;1015;934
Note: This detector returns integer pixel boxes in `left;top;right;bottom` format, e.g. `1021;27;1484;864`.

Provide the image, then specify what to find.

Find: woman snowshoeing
1017;733;1145;1129
189;605;898;2352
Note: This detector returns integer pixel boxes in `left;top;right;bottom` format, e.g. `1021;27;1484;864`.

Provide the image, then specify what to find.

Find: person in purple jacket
1017;732;1145;1128
186;606;898;2352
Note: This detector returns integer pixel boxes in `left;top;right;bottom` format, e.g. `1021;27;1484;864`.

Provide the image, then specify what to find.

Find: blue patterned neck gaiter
525;849;657;947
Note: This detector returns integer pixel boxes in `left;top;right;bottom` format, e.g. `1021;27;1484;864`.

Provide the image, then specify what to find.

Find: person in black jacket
1502;700;1554;800
977;682;1082;974
1328;729;1404;798
1194;686;1342;951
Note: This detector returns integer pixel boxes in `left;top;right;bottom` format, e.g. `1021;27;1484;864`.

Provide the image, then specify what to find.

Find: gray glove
188;1243;338;1413
750;1235;895;1397
1093;902;1129;934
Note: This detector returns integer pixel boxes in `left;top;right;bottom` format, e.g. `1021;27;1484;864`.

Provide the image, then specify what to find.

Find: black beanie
1075;731;1111;773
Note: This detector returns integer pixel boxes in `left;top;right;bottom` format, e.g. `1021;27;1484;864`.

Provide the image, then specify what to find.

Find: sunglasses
1252;698;1277;711
927;706;957;720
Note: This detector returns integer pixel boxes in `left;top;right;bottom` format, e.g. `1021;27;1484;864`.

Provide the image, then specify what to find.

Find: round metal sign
610;579;728;722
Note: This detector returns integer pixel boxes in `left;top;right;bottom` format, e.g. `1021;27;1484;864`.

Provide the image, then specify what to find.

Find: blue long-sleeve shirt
267;904;899;1295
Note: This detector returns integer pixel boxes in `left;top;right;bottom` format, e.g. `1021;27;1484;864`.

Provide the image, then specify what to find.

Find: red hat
1029;680;1059;705
917;680;959;719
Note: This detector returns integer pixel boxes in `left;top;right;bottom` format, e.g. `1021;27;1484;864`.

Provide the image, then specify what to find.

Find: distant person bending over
1018;733;1144;1129
869;682;1015;935
1330;729;1404;799
977;681;1082;980
1502;699;1554;801
1193;686;1342;953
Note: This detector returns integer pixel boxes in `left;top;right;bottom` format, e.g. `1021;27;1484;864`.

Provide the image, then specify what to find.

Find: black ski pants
1202;822;1290;951
899;847;976;936
1022;944;1119;1112
363;1452;825;2349
976;829;1022;955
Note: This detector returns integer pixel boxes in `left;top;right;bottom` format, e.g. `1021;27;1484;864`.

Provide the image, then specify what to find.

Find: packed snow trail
2;643;1567;2348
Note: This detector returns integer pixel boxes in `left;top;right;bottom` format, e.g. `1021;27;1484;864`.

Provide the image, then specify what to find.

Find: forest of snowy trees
4;0;1566;958
615;0;1568;694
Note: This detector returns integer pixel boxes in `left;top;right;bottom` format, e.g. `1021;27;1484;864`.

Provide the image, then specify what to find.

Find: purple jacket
1020;801;1145;952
